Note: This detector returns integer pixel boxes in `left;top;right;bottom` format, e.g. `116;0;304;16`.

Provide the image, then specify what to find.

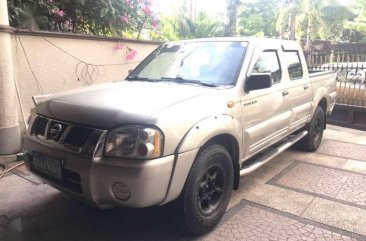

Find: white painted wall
10;31;160;131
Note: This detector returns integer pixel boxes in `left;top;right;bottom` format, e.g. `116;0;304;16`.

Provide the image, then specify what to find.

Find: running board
239;130;308;176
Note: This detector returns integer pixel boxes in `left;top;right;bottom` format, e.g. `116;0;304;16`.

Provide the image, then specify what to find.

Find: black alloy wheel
177;144;233;235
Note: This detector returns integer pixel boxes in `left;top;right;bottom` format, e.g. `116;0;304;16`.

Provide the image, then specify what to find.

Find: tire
178;144;233;235
298;106;325;152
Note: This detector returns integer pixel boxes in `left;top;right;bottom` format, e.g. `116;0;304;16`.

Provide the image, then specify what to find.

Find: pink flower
125;0;132;7
152;20;158;29
127;49;137;60
50;9;56;14
115;43;124;50
120;15;129;24
57;10;65;17
142;6;151;16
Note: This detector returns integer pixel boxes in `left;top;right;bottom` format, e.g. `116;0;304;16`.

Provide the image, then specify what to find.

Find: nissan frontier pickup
24;37;337;235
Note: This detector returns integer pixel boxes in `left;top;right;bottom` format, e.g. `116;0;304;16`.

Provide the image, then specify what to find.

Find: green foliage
277;0;355;43
239;13;265;37
238;0;280;37
157;12;223;41
179;12;223;39
151;16;179;41
7;0;158;38
318;3;352;41
343;0;366;41
7;0;58;30
7;0;366;42
345;22;366;35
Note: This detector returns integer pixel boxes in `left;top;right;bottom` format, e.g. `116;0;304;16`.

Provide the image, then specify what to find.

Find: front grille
48;121;68;142
31;115;105;155
64;126;93;147
35;117;48;135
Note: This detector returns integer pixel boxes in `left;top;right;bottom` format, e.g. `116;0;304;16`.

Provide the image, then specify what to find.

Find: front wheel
298;106;325;152
178;144;233;235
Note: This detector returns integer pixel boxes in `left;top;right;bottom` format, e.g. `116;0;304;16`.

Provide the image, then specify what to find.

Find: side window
252;51;281;84
284;51;303;80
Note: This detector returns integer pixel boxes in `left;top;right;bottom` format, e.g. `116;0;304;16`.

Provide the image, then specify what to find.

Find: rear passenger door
283;50;313;131
241;48;292;157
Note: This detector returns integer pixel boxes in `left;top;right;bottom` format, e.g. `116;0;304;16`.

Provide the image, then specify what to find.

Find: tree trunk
289;0;297;40
306;17;311;46
289;12;296;40
224;0;240;37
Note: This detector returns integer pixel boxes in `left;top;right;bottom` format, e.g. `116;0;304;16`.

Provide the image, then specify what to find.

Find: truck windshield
127;41;247;87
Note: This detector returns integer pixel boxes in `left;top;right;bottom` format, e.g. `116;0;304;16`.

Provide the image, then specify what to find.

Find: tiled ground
1;125;366;241
9;163;43;185
201;201;364;241
0;217;10;233
268;161;366;209
317;140;366;161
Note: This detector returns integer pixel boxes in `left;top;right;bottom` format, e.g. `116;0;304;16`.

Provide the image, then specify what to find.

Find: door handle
304;85;309;90
282;90;289;96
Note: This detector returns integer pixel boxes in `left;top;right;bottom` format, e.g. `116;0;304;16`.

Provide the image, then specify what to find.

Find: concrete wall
11;30;161;131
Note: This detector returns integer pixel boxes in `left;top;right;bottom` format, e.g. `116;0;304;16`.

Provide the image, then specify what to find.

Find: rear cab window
284;51;303;80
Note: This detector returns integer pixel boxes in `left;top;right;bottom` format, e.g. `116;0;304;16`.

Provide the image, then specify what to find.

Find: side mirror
128;69;133;75
245;73;272;92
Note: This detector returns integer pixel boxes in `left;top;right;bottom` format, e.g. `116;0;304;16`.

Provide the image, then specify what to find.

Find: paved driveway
1;125;366;241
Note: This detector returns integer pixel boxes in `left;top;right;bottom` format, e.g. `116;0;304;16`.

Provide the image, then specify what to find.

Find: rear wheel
178;144;233;235
298;106;325;152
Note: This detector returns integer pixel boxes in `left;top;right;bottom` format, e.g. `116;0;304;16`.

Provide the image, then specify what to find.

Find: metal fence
304;43;366;108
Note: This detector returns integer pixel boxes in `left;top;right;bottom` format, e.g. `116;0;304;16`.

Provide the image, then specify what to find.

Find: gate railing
304;43;366;108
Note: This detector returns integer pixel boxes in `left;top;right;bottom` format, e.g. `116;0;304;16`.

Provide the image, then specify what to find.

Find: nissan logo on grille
49;124;63;140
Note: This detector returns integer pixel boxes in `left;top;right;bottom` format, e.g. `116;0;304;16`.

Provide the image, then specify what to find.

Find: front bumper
23;136;175;208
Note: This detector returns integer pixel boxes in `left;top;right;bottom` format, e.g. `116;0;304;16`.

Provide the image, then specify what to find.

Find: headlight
104;126;163;159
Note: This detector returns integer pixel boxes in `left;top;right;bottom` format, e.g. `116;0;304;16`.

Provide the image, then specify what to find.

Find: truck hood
36;81;214;129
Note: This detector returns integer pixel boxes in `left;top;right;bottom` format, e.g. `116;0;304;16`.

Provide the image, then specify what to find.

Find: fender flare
160;115;242;205
311;86;334;119
176;114;242;154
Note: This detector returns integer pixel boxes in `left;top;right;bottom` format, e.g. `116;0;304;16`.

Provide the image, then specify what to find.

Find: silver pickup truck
24;38;337;235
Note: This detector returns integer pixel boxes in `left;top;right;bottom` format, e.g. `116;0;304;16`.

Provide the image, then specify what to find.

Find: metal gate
304;43;366;131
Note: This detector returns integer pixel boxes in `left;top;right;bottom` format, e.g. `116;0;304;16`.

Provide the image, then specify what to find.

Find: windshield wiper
161;77;218;87
126;76;156;82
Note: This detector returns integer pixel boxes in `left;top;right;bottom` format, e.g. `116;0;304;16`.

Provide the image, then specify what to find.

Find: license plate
32;152;62;179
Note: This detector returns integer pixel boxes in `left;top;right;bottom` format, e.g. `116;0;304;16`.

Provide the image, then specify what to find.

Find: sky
152;0;227;18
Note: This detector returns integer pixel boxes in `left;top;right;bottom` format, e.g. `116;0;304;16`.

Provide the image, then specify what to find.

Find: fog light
112;182;130;200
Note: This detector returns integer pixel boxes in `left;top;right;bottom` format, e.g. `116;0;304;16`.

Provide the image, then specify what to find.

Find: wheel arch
176;115;242;190
311;84;331;129
203;134;240;190
160;115;242;205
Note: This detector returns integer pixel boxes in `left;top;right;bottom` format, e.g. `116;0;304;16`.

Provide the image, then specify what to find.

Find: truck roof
167;37;301;51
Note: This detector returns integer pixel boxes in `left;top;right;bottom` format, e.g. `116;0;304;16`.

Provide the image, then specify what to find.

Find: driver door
241;48;292;158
